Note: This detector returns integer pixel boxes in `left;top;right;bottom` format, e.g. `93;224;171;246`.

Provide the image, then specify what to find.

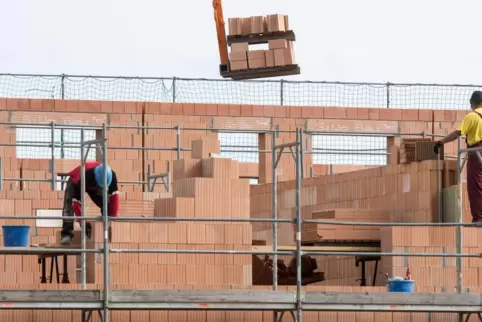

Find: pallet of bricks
228;14;296;71
399;138;444;164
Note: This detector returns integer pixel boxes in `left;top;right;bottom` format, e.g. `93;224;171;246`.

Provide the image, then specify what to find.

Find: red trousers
467;141;482;222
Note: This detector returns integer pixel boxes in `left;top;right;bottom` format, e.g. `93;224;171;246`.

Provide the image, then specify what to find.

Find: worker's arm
439;130;462;144
108;171;119;217
435;113;476;152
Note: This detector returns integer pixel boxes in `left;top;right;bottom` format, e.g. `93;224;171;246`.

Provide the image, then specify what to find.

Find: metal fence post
386;82;391;108
172;77;177;103
280;79;285;106
61;74;65;99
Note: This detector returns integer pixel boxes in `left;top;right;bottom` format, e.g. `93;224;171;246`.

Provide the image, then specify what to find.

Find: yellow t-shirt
457;107;482;146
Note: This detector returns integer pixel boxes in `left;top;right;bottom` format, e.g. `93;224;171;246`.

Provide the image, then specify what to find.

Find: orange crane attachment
213;0;301;80
213;0;229;72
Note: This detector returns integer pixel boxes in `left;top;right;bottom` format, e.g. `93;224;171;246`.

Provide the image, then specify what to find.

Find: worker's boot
86;223;92;239
60;235;72;245
108;225;112;242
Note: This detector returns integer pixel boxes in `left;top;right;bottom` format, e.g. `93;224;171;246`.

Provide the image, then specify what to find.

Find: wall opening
217;132;259;163
312;135;387;166
16;127;97;160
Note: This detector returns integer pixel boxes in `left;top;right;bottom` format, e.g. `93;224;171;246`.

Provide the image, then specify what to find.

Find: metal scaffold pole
456;137;464;322
80;128;87;289
295;128;303;322
271;129;279;322
101;123;110;322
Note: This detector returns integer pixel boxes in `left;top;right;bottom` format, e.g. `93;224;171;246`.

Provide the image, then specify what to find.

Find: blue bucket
2;225;30;247
387;280;415;292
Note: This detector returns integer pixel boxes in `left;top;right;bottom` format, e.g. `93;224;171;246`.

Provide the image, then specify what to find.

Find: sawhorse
38;253;70;283
464;312;482;321
276;311;297;321
82;309;103;322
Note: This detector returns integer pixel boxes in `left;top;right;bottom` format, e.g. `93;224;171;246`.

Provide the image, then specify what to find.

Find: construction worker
60;161;119;245
434;90;482;222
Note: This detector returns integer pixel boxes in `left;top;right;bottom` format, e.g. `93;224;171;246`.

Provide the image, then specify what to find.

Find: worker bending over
434;90;482;222
60;161;119;245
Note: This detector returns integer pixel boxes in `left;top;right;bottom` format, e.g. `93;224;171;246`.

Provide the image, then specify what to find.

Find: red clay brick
182;103;195;115
263;105;275;117
229;104;241;116
379;108;402;120
289;105;302;118
418;109;432;121
217;104;230;116
402;109;419;121
194;103;207;115
323;107;347;119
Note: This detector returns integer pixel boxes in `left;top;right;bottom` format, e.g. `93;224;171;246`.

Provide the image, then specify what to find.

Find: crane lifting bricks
213;0;301;80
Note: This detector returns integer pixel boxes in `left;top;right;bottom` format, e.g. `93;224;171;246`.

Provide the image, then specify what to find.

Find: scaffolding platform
0;290;480;312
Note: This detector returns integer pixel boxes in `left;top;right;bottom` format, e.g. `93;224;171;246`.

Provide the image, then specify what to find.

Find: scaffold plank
0;290;479;312
110;289;297;303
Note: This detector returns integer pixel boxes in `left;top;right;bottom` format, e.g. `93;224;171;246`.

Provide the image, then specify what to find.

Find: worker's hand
433;141;443;154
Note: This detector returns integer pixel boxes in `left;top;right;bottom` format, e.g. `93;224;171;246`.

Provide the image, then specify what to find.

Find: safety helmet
94;164;113;188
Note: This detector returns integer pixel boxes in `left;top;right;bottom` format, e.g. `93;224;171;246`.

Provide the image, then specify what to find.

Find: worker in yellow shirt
434;91;482;222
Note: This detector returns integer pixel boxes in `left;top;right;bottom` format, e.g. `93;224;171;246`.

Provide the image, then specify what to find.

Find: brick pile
229;39;296;71
228;14;289;36
227;14;296;71
251;160;458;246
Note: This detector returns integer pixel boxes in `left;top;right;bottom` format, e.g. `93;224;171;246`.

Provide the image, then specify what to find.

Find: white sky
0;0;481;84
0;0;476;168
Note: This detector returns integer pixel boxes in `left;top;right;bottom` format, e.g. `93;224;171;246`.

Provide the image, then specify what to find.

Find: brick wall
0;97;474;322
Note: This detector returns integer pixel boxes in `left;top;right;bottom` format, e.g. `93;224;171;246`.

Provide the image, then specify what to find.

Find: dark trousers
60;179;104;238
467;142;482;223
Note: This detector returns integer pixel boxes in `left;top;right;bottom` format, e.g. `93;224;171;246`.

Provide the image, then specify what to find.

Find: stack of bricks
300;208;391;242
228;14;289;36
229;40;296;71
228;14;296;71
251;160;454;247
399;138;433;164
84;138;253;288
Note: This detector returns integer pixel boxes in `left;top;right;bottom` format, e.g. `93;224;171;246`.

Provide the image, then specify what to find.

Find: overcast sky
0;0;481;84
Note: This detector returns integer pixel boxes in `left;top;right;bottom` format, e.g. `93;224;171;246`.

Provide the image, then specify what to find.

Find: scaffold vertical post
101;123;110;322
176;125;181;160
295;127;303;322
50;121;56;191
456;136;463;322
300;128;304;179
0;157;3;191
80;128;87;289
271;129;278;322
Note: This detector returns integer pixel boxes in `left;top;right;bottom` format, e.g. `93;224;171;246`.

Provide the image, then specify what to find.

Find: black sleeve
108;171;119;195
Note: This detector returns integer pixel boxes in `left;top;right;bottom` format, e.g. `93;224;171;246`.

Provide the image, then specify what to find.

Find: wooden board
252;245;380;252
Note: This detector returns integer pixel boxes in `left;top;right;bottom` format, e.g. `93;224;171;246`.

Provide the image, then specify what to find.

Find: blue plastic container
2;225;30;247
387;280;415;292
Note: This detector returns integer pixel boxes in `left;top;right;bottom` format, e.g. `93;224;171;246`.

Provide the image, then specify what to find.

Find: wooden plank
304;292;482;306
0;246;98;256
227;30;296;45
110;290;296;303
221;64;300;80
252;245;380;252
0;290;100;302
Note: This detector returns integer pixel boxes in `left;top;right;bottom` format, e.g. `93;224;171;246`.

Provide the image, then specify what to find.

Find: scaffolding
0;122;479;322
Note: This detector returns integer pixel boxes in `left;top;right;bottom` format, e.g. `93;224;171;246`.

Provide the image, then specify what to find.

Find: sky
0;0;481;84
0;0;478;169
